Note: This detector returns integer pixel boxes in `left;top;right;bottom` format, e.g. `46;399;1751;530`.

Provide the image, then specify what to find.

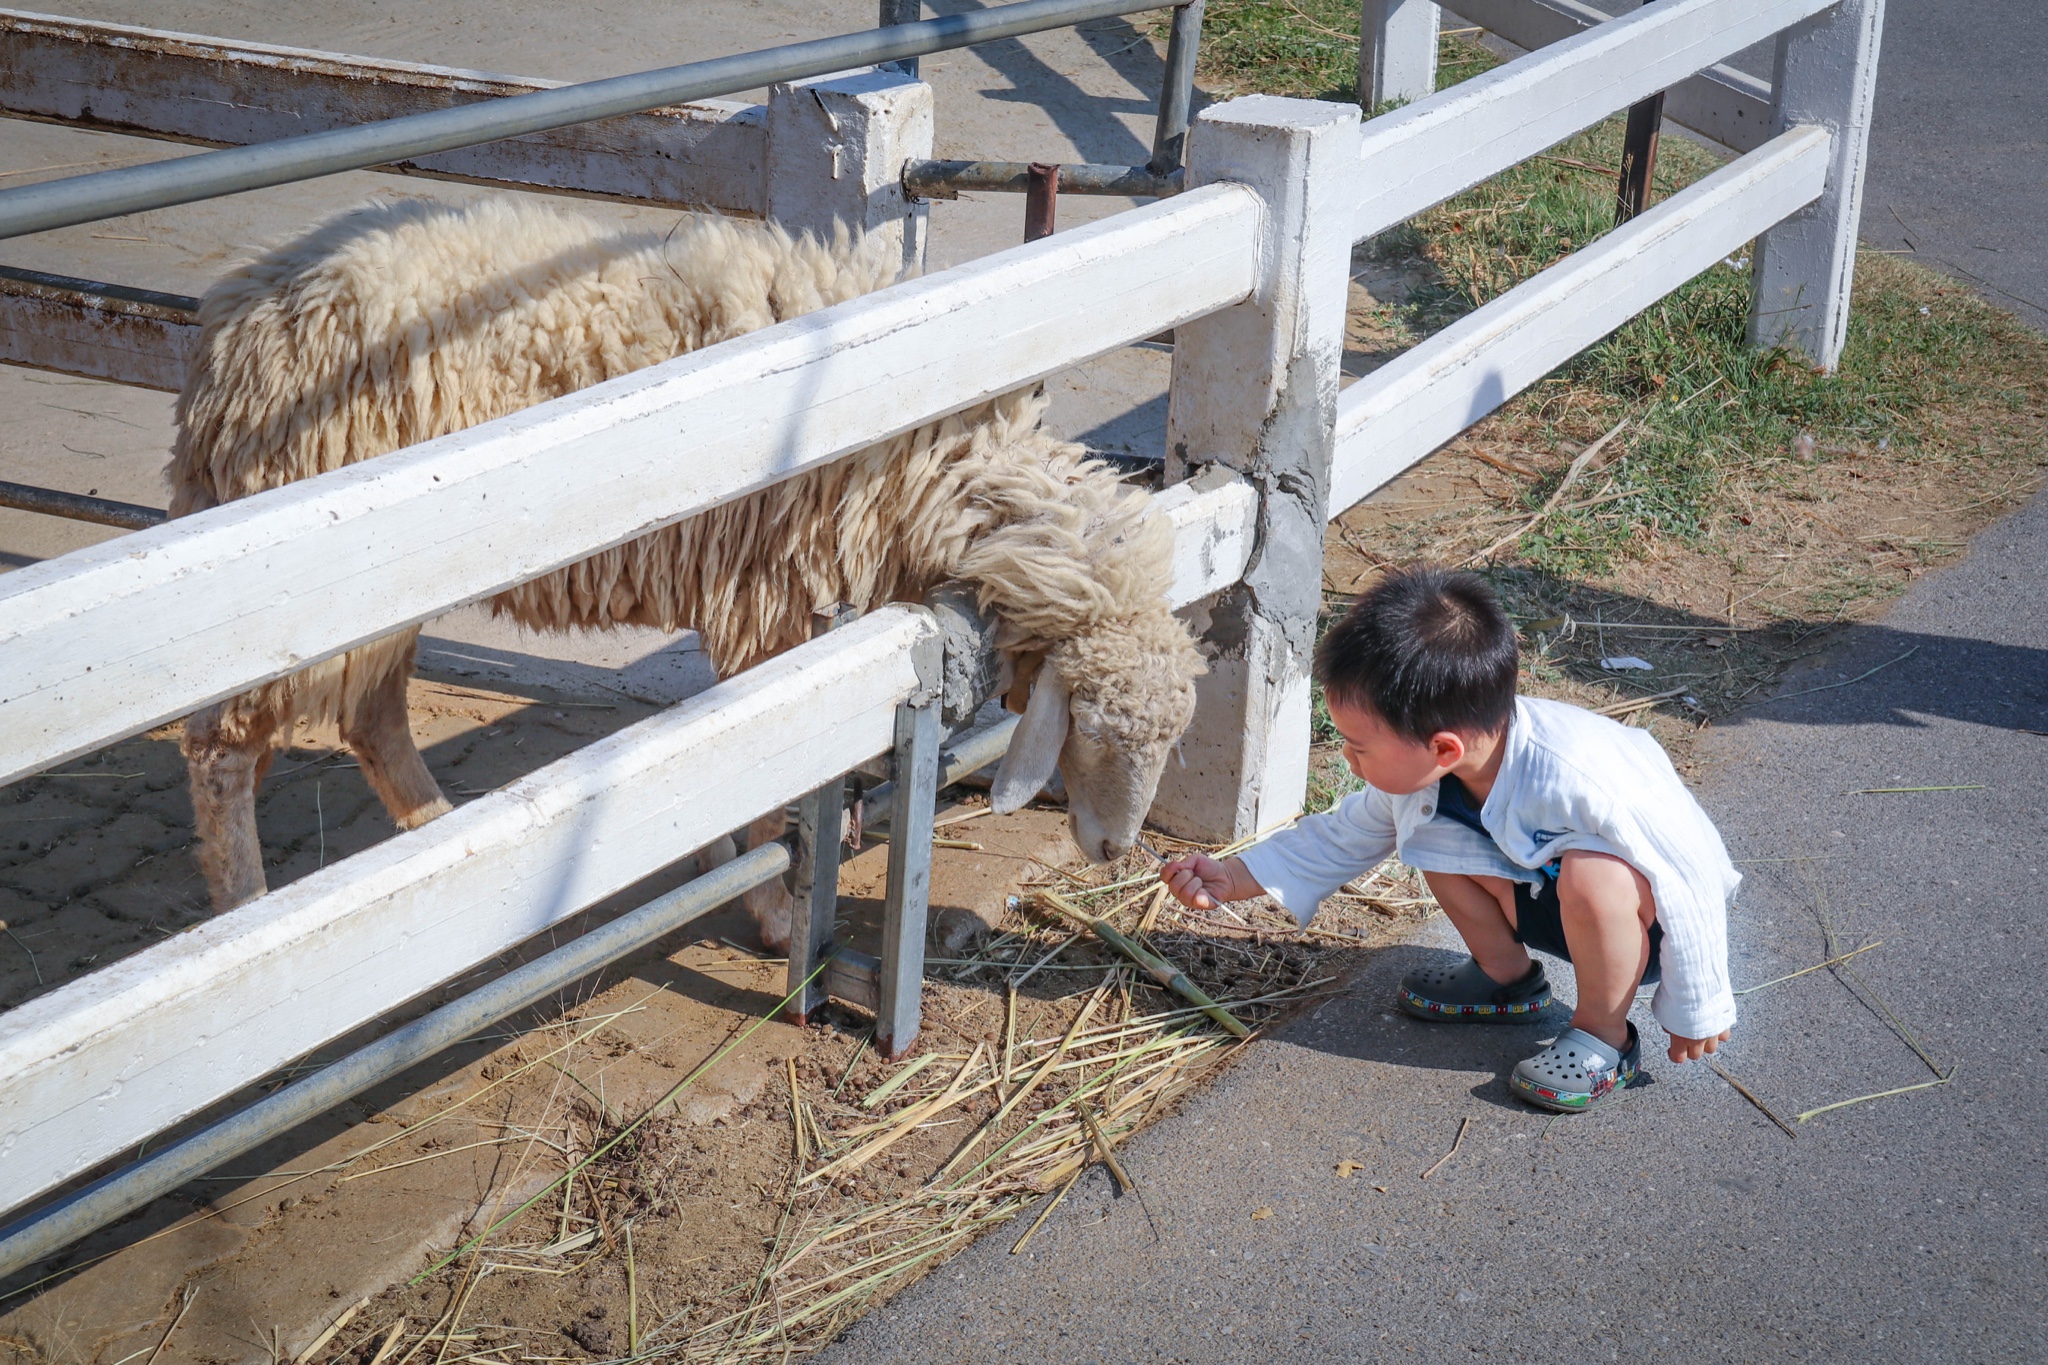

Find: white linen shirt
1238;696;1740;1041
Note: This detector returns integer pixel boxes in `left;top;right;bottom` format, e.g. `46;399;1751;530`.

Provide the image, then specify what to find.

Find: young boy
1161;565;1738;1112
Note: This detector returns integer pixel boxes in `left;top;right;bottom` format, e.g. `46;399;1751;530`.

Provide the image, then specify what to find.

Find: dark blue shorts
1512;863;1663;985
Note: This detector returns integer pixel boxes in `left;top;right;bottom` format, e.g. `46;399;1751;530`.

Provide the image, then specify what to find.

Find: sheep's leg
183;702;274;912
343;657;452;831
742;810;794;953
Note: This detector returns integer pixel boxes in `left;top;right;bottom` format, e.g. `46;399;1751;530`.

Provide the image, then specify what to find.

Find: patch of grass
1154;1;1495;104
1180;2;2047;770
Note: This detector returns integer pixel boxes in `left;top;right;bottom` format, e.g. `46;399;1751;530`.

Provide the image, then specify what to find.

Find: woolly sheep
171;198;1204;948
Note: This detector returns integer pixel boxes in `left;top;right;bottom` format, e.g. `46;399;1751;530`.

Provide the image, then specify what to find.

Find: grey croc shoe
1398;958;1552;1023
1510;1023;1640;1112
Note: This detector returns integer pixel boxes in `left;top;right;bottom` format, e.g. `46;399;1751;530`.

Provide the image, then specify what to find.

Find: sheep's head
988;612;1203;863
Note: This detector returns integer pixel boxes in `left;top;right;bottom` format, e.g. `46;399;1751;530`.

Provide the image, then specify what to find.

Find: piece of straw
362;1319;407;1365
1039;893;1250;1039
934;985;1109;1180
1734;940;1883;995
145;1289;196;1365
1469;417;1629;564
1708;1062;1797;1139
1011;1169;1082;1255
809;1044;986;1184
1420;1117;1471;1180
625;1225;640;1354
1797;1069;1956;1123
1074;1101;1134;1196
862;1052;939;1109
414;956;837;1281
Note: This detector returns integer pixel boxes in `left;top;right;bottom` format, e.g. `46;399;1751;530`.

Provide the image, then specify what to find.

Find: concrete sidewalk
829;484;2048;1365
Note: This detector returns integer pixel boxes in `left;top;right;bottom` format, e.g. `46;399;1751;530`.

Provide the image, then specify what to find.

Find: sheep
170;197;1204;949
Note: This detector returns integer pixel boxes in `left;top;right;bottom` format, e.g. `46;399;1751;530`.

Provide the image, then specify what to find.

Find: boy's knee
1556;850;1655;926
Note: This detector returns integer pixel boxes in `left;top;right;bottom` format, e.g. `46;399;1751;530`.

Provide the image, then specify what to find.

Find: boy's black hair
1314;564;1517;742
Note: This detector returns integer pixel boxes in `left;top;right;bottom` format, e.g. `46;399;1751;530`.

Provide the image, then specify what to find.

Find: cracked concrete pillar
766;68;932;278
1746;0;1885;371
1151;96;1362;844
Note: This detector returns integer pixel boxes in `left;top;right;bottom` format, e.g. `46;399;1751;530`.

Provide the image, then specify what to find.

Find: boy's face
1326;695;1467;795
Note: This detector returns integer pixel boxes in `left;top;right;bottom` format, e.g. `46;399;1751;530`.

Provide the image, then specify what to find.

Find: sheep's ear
991;667;1070;814
1004;651;1045;715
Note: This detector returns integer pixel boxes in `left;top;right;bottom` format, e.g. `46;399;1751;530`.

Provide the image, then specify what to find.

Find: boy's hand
1161;853;1257;911
1665;1028;1731;1064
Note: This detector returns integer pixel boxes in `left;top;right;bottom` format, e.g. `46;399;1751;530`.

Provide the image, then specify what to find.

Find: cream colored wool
168;197;1201;901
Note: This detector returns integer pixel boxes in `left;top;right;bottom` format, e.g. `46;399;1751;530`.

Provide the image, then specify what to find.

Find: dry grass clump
312;835;1433;1365
611;838;1432;1362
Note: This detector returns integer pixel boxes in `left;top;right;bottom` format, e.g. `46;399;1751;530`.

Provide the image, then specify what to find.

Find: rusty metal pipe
1023;162;1060;241
1614;0;1665;224
0;479;166;530
903;158;1182;199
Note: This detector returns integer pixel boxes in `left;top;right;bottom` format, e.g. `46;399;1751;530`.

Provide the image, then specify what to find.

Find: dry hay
313;834;1435;1364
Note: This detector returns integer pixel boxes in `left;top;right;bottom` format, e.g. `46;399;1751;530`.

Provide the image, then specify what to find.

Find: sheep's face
989;619;1202;863
1056;682;1190;863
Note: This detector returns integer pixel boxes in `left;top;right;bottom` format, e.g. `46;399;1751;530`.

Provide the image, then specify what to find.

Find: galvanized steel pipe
0;0;1176;241
862;712;1021;816
0;840;790;1280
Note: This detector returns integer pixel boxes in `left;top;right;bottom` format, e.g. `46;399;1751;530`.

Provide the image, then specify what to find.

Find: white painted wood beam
0;264;197;391
1448;0;1774;152
0;9;768;213
1330;123;1829;515
1155;470;1258;610
0;184;1262;788
0;607;937;1214
1352;0;1830;242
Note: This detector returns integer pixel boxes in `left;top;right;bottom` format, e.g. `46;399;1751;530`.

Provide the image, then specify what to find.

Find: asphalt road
830;460;2048;1365
830;7;2048;1353
1522;0;2048;333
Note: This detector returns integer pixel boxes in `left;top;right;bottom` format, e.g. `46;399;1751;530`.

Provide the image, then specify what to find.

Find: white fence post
1359;0;1440;106
1746;0;1884;370
1151;96;1361;844
766;68;933;277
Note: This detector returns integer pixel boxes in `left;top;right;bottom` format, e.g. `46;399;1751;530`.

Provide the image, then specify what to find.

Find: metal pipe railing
1149;0;1206;172
0;840;792;1281
0;479;165;531
904;159;1182;199
0;0;1179;242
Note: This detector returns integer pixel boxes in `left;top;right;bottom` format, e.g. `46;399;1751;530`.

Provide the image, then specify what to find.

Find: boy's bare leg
1422;871;1533;985
1554;849;1656;1051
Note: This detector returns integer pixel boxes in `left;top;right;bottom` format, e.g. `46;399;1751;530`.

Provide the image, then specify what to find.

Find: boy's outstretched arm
1161;854;1266;911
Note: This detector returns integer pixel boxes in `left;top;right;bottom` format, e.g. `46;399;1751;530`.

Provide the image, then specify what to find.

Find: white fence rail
0;185;1260;787
1346;0;1830;242
0;0;1882;1236
1332;123;1830;511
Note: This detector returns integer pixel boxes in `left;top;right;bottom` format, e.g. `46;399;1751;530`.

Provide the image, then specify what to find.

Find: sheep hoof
393;796;454;830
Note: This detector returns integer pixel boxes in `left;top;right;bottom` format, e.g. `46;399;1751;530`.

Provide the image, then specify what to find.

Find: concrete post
766;68;933;277
1152;96;1362;844
1746;0;1885;371
1359;0;1440;108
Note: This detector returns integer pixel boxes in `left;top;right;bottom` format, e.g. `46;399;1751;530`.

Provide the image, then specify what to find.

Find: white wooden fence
0;0;1878;1225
